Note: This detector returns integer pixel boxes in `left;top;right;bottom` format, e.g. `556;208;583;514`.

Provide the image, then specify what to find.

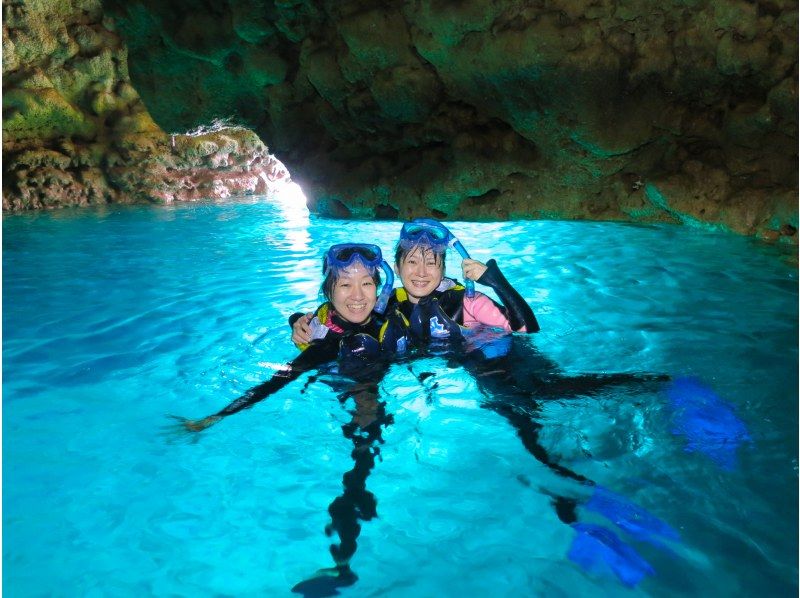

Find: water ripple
3;202;797;597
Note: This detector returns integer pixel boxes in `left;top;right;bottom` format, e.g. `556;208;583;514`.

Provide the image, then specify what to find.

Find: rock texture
104;0;798;241
2;0;287;211
4;0;797;242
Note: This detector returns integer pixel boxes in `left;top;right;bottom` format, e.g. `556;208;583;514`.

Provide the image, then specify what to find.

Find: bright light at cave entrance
273;180;308;210
271;179;311;253
272;180;309;222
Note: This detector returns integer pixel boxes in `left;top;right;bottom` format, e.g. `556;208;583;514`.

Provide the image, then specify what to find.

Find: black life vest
300;302;410;368
391;282;467;344
390;283;513;359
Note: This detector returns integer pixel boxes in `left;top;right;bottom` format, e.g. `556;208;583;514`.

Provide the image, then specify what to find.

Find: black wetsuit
390;261;667;522
206;303;409;595
213;303;405;419
213;302;406;595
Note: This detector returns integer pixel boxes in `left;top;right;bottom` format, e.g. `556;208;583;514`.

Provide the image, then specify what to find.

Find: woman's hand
292;312;314;346
167;414;223;433
462;258;488;282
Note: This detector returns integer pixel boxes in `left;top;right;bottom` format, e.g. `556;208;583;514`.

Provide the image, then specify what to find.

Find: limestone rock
98;0;796;241
3;0;286;212
5;0;798;244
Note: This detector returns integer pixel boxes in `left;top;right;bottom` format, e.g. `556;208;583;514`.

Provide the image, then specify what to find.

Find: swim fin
568;523;655;588
290;565;358;597
586;486;680;547
667;377;751;471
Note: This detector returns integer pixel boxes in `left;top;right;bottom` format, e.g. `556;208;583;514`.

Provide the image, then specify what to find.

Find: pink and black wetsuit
389;258;539;344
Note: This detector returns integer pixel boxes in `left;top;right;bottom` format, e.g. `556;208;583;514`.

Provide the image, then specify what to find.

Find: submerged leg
537;373;669;399
292;389;391;596
485;400;593;486
326;389;392;567
326;435;380;565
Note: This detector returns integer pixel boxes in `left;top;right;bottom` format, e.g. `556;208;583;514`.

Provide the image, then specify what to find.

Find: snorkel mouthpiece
374;260;394;314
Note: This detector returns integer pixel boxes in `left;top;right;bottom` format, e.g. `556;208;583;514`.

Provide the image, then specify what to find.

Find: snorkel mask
398;218;475;298
323;243;395;314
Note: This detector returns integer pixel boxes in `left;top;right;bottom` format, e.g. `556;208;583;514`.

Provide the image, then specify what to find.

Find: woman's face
330;262;377;324
396;246;444;303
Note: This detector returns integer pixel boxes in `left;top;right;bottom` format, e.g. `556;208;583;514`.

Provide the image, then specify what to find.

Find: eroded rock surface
4;0;797;241
104;0;798;241
2;0;286;211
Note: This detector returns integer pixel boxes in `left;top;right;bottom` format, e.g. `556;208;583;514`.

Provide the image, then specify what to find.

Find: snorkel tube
375;260;394;314
448;236;475;299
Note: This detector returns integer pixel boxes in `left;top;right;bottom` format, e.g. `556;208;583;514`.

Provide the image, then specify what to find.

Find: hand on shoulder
291;312;314;346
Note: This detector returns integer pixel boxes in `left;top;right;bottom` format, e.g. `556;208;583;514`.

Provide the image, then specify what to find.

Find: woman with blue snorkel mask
175;243;403;433
383;221;677;588
175;243;403;592
291;218;538;347
390;218;539;342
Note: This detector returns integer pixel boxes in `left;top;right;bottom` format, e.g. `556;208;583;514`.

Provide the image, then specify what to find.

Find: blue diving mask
398;218;474;298
323;243;395;314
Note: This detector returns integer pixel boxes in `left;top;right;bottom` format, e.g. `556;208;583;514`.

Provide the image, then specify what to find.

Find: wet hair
394;242;446;271
320;259;382;302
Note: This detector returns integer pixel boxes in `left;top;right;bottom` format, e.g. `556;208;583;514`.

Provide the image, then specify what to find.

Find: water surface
4;195;797;596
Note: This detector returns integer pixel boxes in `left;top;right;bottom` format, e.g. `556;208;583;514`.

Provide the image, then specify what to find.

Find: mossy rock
3;87;94;140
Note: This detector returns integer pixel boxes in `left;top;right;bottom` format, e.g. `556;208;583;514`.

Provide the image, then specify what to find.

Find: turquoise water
3;194;798;596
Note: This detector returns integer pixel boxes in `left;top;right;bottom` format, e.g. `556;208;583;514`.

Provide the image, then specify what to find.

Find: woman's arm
178;340;337;431
463;258;540;332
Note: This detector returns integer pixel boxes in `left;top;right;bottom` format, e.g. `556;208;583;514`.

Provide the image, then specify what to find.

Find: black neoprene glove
476;259;540;332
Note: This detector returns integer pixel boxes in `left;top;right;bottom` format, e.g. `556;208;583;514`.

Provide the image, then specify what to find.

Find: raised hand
461;258;488;282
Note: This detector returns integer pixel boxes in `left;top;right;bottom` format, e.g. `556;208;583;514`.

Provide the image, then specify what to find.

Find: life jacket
392;280;467;344
303;302;410;365
391;281;513;359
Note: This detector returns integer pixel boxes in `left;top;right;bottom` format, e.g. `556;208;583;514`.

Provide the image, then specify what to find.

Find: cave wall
2;0;286;210
4;0;798;242
104;0;798;240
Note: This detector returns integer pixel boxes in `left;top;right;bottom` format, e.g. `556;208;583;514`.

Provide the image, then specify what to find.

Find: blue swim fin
667;377;751;471
586;486;680;547
568;523;655;587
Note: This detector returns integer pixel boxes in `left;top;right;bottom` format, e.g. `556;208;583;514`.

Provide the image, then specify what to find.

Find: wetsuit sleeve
214;339;337;417
476;259;540;333
462;292;515;331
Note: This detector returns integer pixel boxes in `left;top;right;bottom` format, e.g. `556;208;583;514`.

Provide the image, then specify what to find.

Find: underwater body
3;195;798;596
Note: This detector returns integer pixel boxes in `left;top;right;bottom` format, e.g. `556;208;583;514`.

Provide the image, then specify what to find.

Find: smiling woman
327;261;377;323
396;245;443;302
168;240;411;591
173;243;402;433
389;218;540;336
